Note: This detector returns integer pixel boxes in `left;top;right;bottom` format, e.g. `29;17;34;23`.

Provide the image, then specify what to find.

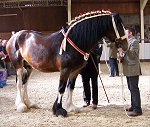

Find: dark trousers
81;74;98;105
126;76;142;113
109;58;119;76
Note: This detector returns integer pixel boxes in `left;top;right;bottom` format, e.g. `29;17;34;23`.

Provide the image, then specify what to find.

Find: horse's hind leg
15;68;28;112
15;62;38;112
22;62;39;109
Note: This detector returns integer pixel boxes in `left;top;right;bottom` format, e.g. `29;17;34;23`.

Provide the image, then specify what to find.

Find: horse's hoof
64;104;80;113
28;104;40;109
17;103;28;112
74;107;81;113
55;108;67;117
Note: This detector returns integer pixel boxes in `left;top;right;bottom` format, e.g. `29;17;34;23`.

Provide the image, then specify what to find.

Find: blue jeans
109;58;119;76
126;76;142;113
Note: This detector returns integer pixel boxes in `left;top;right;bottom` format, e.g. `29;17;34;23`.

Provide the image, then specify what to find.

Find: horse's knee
22;67;32;84
22;70;28;84
22;61;32;84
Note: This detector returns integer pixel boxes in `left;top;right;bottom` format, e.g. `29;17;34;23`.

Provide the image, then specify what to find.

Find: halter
111;15;128;41
59;10;128;61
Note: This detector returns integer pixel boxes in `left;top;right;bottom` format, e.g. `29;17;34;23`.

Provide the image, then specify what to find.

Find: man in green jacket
119;27;142;117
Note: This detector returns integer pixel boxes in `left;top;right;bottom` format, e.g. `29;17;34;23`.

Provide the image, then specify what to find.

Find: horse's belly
28;61;59;73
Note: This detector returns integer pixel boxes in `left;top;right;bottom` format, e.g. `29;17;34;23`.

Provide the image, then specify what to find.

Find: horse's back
6;30;63;72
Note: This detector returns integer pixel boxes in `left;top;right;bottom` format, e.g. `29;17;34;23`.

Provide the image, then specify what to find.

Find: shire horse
6;10;128;117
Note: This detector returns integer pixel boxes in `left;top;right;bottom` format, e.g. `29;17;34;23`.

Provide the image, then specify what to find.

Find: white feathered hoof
28;104;40;109
64;104;81;113
72;106;81;114
17;103;28;112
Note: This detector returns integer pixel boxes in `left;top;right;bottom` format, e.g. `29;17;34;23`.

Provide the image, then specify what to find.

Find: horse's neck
67;15;111;52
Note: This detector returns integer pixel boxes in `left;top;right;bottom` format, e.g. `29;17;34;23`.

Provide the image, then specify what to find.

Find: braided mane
65;10;113;52
68;9;112;27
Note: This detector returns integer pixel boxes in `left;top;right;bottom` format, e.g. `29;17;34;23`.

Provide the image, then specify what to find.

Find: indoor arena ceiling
0;0;149;8
0;0;67;8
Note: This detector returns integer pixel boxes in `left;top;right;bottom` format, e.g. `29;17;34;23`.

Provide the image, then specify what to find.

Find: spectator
0;38;5;69
2;40;12;77
107;42;119;77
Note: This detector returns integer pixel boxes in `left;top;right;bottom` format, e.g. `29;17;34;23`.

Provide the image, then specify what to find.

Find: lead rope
90;54;110;103
118;60;132;118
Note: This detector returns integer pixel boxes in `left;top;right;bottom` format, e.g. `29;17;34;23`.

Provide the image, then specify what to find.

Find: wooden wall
0;7;67;39
0;0;150;39
71;0;141;18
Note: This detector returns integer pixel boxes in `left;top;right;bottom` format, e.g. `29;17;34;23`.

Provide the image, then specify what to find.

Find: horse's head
106;13;128;51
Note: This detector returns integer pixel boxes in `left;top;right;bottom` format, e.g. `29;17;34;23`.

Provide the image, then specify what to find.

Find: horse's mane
65;10;122;51
67;10;111;26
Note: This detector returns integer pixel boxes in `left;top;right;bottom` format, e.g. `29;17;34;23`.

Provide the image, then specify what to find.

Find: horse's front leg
52;70;70;117
63;74;80;113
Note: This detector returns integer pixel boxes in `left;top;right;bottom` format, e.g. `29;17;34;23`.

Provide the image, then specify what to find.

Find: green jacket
107;43;118;58
122;36;142;76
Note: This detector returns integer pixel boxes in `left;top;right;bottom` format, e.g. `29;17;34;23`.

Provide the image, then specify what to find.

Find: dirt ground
0;62;150;127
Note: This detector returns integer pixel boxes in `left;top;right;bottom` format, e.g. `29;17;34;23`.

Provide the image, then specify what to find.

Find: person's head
2;40;7;47
126;27;135;38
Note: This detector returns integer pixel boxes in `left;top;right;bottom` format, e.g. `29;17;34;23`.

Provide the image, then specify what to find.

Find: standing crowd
0;35;15;88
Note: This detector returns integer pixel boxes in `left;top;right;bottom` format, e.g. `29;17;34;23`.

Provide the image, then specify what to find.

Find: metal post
140;0;148;60
68;0;71;22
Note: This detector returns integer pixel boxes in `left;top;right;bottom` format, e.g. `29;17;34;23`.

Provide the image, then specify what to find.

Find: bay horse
6;10;128;117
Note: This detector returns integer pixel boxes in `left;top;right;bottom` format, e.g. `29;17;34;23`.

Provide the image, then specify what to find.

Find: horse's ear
112;13;119;18
113;12;122;23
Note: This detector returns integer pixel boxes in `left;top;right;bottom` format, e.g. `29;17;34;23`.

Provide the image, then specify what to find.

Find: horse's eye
115;38;119;42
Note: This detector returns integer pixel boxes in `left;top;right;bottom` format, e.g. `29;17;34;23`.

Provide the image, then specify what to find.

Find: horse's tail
6;30;28;64
6;30;32;84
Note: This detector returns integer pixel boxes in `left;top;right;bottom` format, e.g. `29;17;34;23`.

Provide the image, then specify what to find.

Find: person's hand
0;52;5;57
118;48;123;52
117;48;125;63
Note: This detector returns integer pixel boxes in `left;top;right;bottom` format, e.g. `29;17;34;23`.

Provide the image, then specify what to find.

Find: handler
118;27;142;117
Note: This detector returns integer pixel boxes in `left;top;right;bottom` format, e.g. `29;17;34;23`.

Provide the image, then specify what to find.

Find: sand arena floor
0;62;150;127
